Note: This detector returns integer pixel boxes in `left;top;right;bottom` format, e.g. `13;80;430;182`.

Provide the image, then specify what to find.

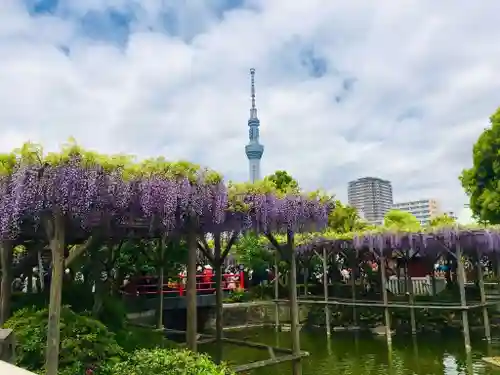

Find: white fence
387;276;446;296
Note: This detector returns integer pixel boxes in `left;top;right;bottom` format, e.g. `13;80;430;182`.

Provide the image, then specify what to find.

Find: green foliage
234;233;271;270
328;200;369;233
224;288;249;303
461;107;500;223
428;213;456;227
114;325;176;353
264;170;299;193
383;209;421;231
108;348;234;375
0;138;223;184
5;306;123;374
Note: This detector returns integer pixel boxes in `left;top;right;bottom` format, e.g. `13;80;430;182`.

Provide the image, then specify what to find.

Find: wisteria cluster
293;227;500;256
0;147;333;240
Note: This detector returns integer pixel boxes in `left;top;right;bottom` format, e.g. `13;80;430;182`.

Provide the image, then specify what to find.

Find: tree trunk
45;213;66;375
186;232;198;351
157;236;165;330
0;241;13;325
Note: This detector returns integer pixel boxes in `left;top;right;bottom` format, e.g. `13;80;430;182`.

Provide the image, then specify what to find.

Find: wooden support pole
406;250;416;335
303;266;309;296
214;233;224;364
45;212;66;375
322;248;331;336
186;232;198;352
287;232;302;375
379;254;392;346
476;252;491;343
0;241;13;326
455;243;471;355
274;253;280;331
157;238;165;330
157;265;164;329
349;250;357;328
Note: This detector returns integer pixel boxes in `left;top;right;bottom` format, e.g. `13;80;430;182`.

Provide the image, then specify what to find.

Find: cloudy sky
2;0;499;223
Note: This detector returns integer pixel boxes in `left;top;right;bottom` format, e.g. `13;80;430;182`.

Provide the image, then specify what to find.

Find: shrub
114;325;176;352
5;306;123;374
109;348;234;375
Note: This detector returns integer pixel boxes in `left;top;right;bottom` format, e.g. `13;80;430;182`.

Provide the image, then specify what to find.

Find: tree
264;170;299;193
429;213;456;227
383;209;421;231
328;200;369;233
460;107;500;223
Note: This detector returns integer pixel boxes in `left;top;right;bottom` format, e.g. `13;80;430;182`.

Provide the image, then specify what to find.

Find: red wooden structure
121;271;246;297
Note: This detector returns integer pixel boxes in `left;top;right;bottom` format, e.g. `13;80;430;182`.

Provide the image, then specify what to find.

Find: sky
1;0;500;224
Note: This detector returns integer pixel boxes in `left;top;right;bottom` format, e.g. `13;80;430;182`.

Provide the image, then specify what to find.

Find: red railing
121;271;245;297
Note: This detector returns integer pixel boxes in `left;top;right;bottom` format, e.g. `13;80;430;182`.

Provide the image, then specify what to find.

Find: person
202;265;213;290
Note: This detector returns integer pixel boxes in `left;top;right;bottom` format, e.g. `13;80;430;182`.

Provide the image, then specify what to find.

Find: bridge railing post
239;271;245;289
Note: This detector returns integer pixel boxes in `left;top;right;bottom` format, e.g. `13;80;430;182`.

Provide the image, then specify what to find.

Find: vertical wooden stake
379;254;392;347
456;243;471;355
274;253;280;331
45;212;66;375
157;264;164;329
157;238;165;330
0;241;13;326
214;233;224;364
38;249;45;292
303;266;309;296
476;251;491;343
186;231;198;351
287;232;302;375
405;251;416;335
322;247;331;336
349;250;357;328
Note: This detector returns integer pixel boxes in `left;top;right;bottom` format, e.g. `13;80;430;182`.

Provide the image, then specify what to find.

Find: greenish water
203;329;500;375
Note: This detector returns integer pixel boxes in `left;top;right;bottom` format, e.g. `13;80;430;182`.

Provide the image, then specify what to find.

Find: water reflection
202;328;500;375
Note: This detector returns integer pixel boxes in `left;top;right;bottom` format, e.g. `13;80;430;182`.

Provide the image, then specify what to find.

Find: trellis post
287;231;302;375
405;249;417;335
274;253;280;331
379;253;392;347
455;242;471;355
476;250;491;343
322;247;331;336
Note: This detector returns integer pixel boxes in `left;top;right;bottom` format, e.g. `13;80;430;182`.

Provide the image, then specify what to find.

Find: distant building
392;199;441;226
347;177;393;225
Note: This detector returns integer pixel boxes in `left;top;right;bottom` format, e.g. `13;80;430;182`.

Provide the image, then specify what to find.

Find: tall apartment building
392;199;441;226
347;177;393;225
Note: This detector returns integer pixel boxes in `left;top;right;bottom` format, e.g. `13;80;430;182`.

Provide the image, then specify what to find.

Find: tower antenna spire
250;68;257;118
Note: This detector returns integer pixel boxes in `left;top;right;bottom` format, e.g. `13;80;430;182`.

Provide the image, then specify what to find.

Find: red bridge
121;271;246;297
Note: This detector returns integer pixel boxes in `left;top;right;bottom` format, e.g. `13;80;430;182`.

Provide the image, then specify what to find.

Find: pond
203;328;500;375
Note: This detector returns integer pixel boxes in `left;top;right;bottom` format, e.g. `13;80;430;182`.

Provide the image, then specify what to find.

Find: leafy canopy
0;138;223;184
383;209;421;231
328;200;369;233
428;213;456;227
264;170;299;193
461;107;500;224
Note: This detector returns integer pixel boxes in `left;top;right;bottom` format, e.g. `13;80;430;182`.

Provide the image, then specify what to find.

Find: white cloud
1;0;500;216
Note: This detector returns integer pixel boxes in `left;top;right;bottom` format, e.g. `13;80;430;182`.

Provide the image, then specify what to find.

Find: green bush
114;325;176;352
5;306;123;374
109;348;234;375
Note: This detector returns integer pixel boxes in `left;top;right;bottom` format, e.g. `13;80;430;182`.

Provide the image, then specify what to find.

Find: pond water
203;328;500;375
